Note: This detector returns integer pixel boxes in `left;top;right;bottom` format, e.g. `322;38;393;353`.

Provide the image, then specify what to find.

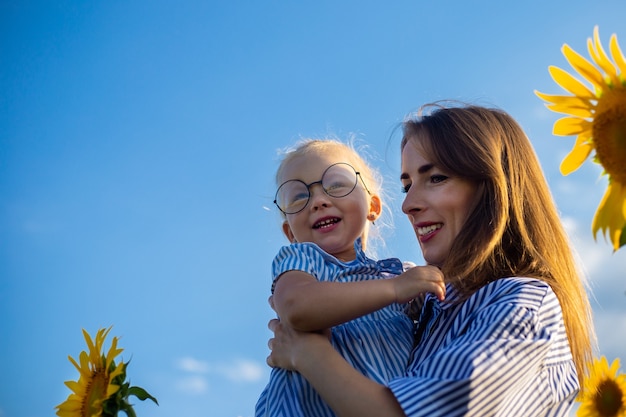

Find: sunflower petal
535;91;592;107
107;383;121;397
101;326;113;341
535;92;595;117
609;34;626;78
562;44;605;88
78;350;91;371
105;336;124;367
546;102;593;118
64;379;85;394
553;116;590;136
56;398;82;411
68;355;82;374
535;90;566;104
620;224;626;249
83;328;96;359
589;26;620;85
608;357;621;374
549;66;595;98
560;135;592;175
592;182;626;250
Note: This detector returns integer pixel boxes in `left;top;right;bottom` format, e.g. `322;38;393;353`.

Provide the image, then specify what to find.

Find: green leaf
128;386;159;405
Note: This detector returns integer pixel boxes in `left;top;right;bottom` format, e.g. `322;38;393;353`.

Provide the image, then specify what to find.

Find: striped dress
388;277;579;417
255;239;414;417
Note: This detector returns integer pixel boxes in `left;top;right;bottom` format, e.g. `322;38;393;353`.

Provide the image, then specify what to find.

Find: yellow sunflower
56;327;124;417
535;26;626;251
577;356;626;417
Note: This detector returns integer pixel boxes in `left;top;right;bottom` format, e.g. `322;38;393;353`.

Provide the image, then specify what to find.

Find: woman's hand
267;295;332;370
266;319;331;371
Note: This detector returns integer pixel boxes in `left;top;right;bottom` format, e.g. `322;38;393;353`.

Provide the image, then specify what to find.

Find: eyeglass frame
273;162;372;215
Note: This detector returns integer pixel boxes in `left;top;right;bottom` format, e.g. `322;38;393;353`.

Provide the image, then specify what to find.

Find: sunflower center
81;369;111;417
592;86;626;185
593;378;624;416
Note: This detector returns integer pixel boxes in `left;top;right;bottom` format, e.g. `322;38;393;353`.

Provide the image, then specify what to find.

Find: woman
265;103;595;416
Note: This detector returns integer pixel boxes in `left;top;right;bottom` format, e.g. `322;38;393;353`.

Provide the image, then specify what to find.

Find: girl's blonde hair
401;102;594;387
275;138;387;253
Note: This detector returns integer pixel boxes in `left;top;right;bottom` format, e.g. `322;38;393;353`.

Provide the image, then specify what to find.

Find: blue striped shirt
388;277;579;416
256;240;414;417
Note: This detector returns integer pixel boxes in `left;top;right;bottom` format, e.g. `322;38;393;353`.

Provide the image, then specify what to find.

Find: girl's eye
291;193;309;203
401;183;411;194
325;181;350;194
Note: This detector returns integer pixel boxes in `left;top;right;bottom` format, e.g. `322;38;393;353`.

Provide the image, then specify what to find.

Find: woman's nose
402;188;422;215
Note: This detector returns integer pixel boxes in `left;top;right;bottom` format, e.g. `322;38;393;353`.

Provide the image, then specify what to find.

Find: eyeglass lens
275;163;359;214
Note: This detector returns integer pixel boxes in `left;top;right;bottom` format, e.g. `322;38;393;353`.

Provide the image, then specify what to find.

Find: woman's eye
431;175;448;183
401;183;411;194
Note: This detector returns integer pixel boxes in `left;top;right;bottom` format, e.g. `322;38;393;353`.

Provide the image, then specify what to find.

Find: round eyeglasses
274;162;371;215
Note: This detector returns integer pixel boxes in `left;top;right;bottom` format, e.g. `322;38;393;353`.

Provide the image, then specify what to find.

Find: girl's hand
393;265;446;303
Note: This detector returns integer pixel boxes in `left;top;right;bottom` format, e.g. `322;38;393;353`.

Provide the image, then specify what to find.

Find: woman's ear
282;221;297;243
368;194;382;221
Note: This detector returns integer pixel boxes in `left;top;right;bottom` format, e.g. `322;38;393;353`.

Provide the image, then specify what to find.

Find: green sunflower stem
119;400;137;417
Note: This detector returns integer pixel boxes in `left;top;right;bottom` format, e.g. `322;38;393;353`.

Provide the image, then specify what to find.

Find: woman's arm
273;266;445;331
267;318;407;417
268;278;576;416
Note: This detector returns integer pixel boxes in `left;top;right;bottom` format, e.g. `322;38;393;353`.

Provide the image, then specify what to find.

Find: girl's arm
267;318;407;417
273;266;445;331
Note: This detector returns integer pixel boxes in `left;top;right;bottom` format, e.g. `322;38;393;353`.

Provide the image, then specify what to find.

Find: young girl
255;139;446;417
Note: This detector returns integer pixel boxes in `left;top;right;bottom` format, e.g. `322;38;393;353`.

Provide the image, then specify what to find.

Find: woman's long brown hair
401;103;594;387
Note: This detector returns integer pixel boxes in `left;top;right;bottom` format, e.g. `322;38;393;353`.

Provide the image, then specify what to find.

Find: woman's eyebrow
418;163;434;174
400;163;434;181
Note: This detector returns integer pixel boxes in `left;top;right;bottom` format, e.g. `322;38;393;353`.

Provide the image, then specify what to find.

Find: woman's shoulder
482;276;552;293
467;277;557;312
448;277;566;340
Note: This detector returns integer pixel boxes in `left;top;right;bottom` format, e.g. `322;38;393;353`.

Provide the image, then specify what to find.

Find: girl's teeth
316;219;338;228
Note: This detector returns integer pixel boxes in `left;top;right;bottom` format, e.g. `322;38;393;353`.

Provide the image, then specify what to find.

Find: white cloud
175;356;265;384
176;356;210;373
175;375;210;395
214;358;265;383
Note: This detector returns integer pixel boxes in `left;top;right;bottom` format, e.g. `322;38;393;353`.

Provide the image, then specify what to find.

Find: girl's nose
309;184;331;210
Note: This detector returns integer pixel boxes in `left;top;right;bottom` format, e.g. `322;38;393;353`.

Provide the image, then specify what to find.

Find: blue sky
1;2;625;416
